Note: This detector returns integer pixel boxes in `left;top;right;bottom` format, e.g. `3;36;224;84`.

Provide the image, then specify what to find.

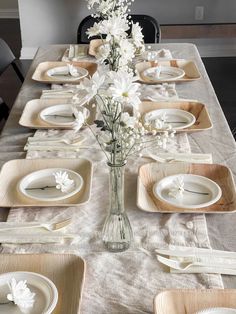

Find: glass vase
102;163;133;252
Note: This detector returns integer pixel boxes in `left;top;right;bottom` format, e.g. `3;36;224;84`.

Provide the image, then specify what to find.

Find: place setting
135;59;201;84
0;253;85;314
154;289;236;314
0;158;92;207
19;98;96;129
32;61;97;84
137;100;212;132
137;162;236;213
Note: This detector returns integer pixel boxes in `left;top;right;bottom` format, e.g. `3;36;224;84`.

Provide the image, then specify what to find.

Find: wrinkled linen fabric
1;43;236;313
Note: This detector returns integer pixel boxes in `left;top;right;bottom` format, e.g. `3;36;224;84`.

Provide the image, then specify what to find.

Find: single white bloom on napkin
53;171;75;193
168;176;184;199
7;278;35;313
72;106;88;132
153;66;162;78
68;64;80;77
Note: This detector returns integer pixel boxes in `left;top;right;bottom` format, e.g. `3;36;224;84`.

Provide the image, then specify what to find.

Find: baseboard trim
0;9;19;19
20;47;38;60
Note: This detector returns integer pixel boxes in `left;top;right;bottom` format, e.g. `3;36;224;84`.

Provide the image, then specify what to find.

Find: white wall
18;0;236;59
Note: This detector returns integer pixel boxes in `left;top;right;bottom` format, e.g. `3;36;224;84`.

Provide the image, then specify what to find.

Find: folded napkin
67;45;88;60
24;144;84;152
48;64;81;78
41;89;75;99
0;229;79;244
156;246;236;275
140;83;178;101
142;152;213;164
142;48;173;61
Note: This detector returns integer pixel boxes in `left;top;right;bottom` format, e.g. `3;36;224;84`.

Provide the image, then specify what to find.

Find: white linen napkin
156;246;236;275
142;48;173;61
0;229;79;244
141;152;213;164
140;83;178;101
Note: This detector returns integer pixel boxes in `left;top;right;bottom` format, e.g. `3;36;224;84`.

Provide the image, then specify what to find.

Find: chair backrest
77;14;161;44
0;38;15;75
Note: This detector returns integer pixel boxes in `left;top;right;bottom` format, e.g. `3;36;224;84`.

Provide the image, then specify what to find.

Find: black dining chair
0;38;24;126
77;14;161;44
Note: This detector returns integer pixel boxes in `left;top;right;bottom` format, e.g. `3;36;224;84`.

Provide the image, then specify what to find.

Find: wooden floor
0;19;235;136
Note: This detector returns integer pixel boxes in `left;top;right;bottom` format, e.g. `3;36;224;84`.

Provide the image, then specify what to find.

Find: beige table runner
2;127;223;313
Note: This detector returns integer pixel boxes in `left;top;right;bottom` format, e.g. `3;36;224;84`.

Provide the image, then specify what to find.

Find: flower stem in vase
102;163;133;252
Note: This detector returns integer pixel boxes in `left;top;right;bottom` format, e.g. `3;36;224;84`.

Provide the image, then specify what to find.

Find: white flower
131;22;144;48
100;14;129;40
118;38;135;66
72;106;89;132
86;22;101;38
53;171;75;193
108;70;141;108
120;112;136;128
72;92;92;106
96;43;111;63
68;64;80;77
79;70;105;98
87;0;99;7
168;176;184;199
7;278;35;313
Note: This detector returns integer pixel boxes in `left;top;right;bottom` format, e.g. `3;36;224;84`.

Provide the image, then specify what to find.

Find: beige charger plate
0;158;93;207
137;162;236;213
19;98;96;129
154;289;236;314
135;59;201;83
0;254;85;314
138;101;212;132
32;61;97;84
88;39;103;56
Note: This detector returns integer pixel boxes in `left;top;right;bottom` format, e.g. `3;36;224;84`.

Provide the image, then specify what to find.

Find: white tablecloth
0;43;236;313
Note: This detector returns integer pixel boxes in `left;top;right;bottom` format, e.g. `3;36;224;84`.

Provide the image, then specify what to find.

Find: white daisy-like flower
118;38;135;66
120;112;136;128
7;278;35;314
131;22;144;48
67;64;80;77
72;106;89;132
100;14;129;40
86;22;101;38
168;176;185;199
53;171;75;193
108;70;141;109
79;70;105;97
96;43;111;63
87;0;99;7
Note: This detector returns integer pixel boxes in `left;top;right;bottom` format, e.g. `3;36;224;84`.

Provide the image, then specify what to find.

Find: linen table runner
2;127;224;314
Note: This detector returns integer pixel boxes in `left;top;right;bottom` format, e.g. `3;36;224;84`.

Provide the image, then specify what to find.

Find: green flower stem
184;189;210;196
25;185;55;191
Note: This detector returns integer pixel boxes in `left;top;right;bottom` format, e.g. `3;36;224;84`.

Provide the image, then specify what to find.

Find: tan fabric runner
2;127;224;313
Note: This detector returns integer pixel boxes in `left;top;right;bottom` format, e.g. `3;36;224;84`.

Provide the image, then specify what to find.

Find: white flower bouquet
86;0;145;71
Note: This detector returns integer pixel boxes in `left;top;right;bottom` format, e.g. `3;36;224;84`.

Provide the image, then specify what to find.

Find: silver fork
0;218;72;232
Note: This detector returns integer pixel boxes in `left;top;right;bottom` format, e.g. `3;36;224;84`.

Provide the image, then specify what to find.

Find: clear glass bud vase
102;162;133;252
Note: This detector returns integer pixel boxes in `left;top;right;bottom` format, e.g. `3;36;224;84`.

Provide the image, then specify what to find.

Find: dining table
0;42;236;314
